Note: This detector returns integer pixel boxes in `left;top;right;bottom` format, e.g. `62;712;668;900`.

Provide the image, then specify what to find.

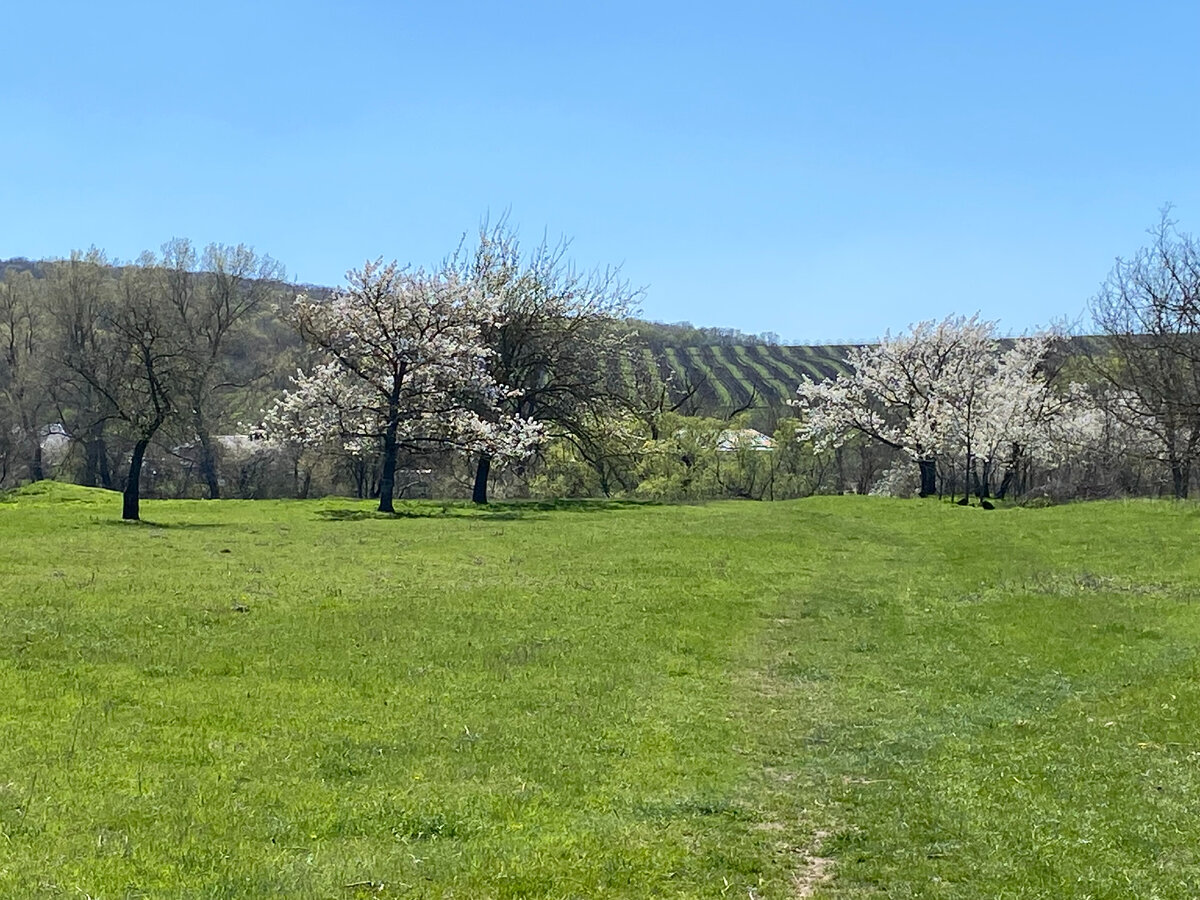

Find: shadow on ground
93;518;228;529
315;498;658;523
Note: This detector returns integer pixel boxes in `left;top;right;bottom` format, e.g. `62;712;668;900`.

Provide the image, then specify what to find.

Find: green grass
3;483;1200;897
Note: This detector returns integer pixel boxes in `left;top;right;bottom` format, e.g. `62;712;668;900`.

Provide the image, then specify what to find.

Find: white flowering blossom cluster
794;315;1066;495
257;259;543;510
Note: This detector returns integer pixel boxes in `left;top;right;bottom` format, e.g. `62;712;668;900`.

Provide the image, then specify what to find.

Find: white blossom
795;315;1068;492
257;259;543;510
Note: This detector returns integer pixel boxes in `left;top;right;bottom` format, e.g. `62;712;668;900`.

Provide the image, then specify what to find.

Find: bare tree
47;250;119;488
159;239;285;498
0;268;51;482
59;254;196;519
1089;209;1200;498
621;345;705;439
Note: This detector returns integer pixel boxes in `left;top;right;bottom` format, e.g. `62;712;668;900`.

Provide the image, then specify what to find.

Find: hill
620;340;857;415
0;255;1099;421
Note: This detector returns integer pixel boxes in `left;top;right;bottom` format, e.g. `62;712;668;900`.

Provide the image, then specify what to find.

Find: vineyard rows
621;335;1100;418
622;343;857;416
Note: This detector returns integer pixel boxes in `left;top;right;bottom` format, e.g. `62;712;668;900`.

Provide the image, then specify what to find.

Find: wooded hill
0;254;854;418
0;255;1098;422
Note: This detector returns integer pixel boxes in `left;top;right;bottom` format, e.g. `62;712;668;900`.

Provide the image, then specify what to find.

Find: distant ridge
626;335;1105;417
0;256;1100;419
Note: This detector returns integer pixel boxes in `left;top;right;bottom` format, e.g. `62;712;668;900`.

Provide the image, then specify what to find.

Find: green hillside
631;335;1107;418
625;343;857;416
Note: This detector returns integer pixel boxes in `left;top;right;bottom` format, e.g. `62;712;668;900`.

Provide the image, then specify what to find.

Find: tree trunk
376;385;403;513
834;447;847;493
472;454;492;504
918;458;937;497
28;441;44;482
123;439;150;520
1171;460;1190;499
979;461;992;499
84;426;105;487
196;428;221;500
98;437;112;489
996;468;1014;500
291;455;312;500
352;457;368;499
377;433;399;514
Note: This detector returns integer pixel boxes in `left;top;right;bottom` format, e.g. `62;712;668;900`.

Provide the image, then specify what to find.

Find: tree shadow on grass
315;498;659;523
316;508;461;522
93;518;227;529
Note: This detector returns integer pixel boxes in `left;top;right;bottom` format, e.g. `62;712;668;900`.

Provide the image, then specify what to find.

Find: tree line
3;212;1200;513
796;211;1200;502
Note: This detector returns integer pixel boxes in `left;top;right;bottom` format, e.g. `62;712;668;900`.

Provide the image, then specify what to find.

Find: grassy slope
2;484;1200;898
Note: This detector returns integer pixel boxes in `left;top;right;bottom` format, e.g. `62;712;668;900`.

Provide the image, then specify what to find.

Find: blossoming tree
258;259;541;512
449;219;640;503
795;315;1061;499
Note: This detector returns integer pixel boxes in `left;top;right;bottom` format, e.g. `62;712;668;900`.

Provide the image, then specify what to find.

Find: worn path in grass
2;484;1200;898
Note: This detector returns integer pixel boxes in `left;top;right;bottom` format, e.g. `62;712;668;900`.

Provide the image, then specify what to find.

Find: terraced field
631;335;1104;417
627;343;857;416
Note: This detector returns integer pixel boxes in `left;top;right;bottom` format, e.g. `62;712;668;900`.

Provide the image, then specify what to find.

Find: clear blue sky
3;1;1197;342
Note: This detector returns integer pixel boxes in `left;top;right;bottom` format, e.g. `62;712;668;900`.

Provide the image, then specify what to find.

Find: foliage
157;238;287;499
10;223;1200;502
447;218;640;501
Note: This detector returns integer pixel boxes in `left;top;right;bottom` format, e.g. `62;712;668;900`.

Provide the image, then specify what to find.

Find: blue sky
3;1;1198;342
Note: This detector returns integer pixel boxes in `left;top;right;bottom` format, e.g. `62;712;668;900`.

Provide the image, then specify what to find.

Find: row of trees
794;212;1200;502
0;223;648;517
5;211;1200;512
256;222;641;511
0;243;287;518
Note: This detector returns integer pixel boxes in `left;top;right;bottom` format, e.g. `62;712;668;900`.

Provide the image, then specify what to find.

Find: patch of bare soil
793;830;835;898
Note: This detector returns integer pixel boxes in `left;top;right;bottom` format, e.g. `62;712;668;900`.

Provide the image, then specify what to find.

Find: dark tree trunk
84;424;110;488
376;386;402;513
377;441;398;513
98;438;112;489
377;434;399;514
196;429;221;500
123;438;150;520
996;468;1014;500
28;441;44;482
352;457;368;499
472;454;492;505
291;456;312;499
918;458;937;497
834;447;847;493
1171;460;1190;499
856;444;873;495
978;461;992;499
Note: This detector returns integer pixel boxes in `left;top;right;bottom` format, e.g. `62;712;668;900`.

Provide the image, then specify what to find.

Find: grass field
3;484;1200;898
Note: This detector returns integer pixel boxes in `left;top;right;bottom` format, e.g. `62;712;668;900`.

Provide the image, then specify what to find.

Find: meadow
2;483;1200;898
